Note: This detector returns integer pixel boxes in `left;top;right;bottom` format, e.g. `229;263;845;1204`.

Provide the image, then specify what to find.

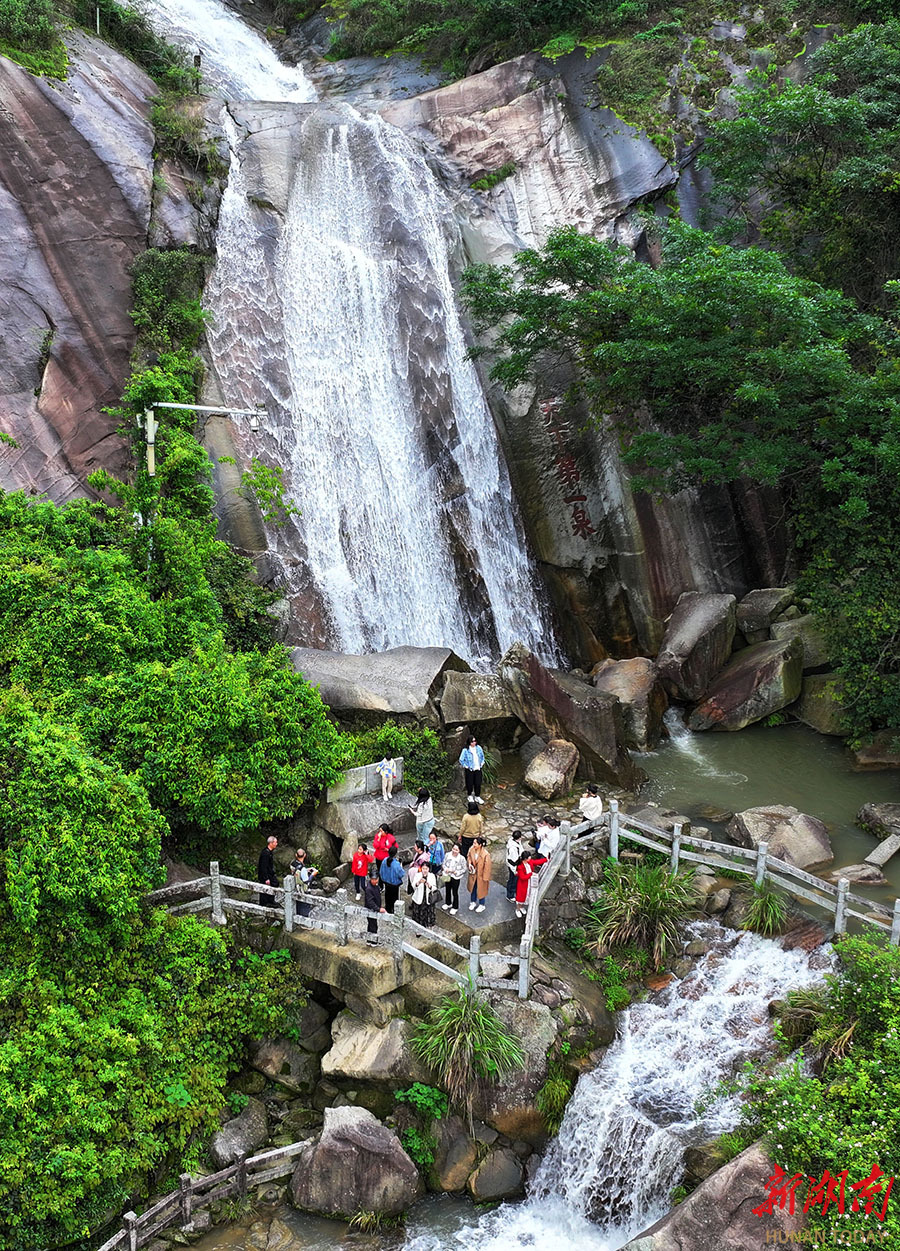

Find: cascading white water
403;922;829;1251
140;0;559;665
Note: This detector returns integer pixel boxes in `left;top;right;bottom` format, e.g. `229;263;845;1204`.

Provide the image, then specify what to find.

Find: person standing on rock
257;835;278;908
579;784;604;825
467;836;492;913
514;853;534;919
375;754;397;800
442;843;467;914
505;829;523;901
373;822;397;870
459;735;485;804
379;844;404;914
351;842;375;899
409;861;437;927
458;801;484;859
410;787;435;841
364;869;385;944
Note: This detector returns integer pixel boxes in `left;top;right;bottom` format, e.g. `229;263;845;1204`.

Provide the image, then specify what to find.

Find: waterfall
404;922;828;1250
140;0;559;666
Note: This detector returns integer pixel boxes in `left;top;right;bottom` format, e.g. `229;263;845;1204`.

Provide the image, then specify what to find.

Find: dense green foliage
732;937;900;1244
345;718;452;796
704;22;900;309
585;859;698;970
412;981;525;1124
464;222;900;737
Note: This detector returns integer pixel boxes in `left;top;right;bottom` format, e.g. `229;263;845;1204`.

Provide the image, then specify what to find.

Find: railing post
892;897;900;947
670;823;682;874
609;798;619;860
393;900;406;975
834;877;849;935
210;860;225;925
282;875;295;933
335;888;348;945
179;1172;193;1226
468;933;481;987
562;820;572;878
123;1212;138;1251
755;841;769;886
237;1158;248;1199
517;935;530;1000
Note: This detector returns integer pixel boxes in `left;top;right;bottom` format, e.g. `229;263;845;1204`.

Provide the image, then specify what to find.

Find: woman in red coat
514;854;534;918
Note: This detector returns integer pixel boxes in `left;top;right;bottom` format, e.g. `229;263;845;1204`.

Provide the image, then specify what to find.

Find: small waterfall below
141;0;559;665
404;922;828;1250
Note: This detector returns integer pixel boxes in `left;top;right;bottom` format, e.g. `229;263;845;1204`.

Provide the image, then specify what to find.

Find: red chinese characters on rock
539;397;596;540
753;1164;896;1222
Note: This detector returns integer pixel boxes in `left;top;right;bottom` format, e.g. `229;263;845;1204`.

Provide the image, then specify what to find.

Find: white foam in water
404;923;828;1251
138;0;559;666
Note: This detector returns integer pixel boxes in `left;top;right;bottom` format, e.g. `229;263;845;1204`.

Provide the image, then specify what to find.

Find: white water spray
140;0;558;664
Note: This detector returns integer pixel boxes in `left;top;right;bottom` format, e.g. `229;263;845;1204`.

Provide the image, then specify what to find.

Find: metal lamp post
140;401;266;476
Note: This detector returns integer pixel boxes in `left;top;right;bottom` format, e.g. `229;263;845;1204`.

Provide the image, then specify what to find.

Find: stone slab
286;927;408;998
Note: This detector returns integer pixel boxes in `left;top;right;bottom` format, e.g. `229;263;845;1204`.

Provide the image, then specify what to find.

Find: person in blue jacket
379;844;405;914
459;735;485;804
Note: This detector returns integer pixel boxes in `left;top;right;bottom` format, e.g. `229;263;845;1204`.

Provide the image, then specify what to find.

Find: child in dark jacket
364;870;384;944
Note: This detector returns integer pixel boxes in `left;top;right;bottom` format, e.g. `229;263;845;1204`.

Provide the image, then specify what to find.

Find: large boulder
209;1097;268;1168
314;792;416;864
290;646;471;727
735;587;794;638
687;637;803;732
770;613;829;671
321;1012;429;1085
290;1107;422;1218
439;671;518;728
848;731;900;770
471;997;557;1144
430;1114;479;1192
524;738;580;799
467;1147;525;1201
497;642;639;788
251;1038;321;1096
857;802;900;841
793;672;847;736
591;657;668;750
623;1144;805;1250
728;805;833;869
656;593;737;701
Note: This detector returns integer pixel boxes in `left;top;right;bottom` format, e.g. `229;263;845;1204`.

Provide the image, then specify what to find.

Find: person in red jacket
351;842;375;899
372;823;397;870
514;854;534;919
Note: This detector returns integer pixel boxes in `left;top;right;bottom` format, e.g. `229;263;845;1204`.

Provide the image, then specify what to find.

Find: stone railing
326;757;404;803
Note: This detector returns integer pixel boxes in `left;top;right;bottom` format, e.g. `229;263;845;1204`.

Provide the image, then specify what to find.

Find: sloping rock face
592;657;667;750
688;637;803;732
728;805;833;869
290;1106;422;1217
291;645;470;726
471;996;557;1144
0;35;209;502
623;1144;805;1250
209;1097;268;1167
656;593;737;701
498;642;639;787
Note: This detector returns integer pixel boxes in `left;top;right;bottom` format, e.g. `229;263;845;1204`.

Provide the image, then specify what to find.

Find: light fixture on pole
140;401;265;477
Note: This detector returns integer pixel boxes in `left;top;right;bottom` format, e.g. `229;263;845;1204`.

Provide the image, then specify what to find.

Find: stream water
141;0;558;667
641;710;900;898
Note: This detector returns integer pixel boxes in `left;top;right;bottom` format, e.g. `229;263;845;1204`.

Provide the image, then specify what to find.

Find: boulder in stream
735;587;794;637
857;801;900;841
687;636;803;732
523;738;579;799
591;657;668;750
656;592;737;702
728;804;833;870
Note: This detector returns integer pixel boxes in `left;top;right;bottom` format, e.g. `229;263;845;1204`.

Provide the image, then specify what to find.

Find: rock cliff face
0;34;210;502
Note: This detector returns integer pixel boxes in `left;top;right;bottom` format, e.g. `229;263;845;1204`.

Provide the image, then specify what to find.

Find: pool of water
639;712;900;898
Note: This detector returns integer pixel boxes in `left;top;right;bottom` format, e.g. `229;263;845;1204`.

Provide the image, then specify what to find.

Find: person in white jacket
536;817;561;859
441;844;468;915
505;829;523;900
579;784;604;825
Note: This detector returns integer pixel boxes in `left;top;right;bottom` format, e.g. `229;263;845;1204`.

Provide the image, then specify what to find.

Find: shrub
536;1059;574;1134
130;249;210;351
741;880;788;937
586;859;697;970
395;1083;448;1120
70;0;196;89
346;719;451;796
412;981;525;1125
0;0;55;49
400;1125;437;1166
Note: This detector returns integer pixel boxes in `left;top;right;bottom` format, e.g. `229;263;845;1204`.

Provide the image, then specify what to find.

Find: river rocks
439;670;517;729
321;1013;428;1085
471;997;557;1143
524;738;580;799
728;805;833;869
290;645;470;727
687;636;803;732
848;730;900;770
623;1144;805;1250
735;587;794;638
656;593;737;702
290;1107;422;1218
793;672;847;736
209;1097;268;1167
430;1115;479;1191
467;1147;525;1201
251;1039;321;1096
498;642;639;788
591;657;668;750
827;863;887;885
770;613;829;672
857;802;900;841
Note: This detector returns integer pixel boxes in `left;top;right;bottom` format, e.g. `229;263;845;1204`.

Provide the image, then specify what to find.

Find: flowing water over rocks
142;0;558;665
